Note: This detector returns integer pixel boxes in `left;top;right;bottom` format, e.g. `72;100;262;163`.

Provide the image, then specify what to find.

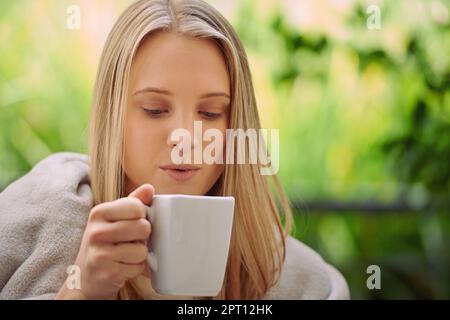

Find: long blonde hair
89;0;293;300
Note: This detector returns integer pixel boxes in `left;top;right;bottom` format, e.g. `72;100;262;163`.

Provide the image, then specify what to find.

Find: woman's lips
159;165;200;182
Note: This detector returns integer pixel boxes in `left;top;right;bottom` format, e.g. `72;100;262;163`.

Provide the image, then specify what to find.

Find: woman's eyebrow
132;86;230;99
199;92;230;99
132;87;171;96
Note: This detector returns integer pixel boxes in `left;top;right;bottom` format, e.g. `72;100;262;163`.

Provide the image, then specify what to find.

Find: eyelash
143;108;168;117
200;111;222;120
142;108;222;120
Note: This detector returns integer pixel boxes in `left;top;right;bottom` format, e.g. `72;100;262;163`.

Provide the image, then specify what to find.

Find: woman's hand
55;184;154;300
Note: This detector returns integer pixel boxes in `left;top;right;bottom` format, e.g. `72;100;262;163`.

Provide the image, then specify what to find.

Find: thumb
128;184;155;206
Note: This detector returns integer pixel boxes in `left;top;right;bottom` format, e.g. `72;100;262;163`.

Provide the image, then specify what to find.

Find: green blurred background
0;0;449;299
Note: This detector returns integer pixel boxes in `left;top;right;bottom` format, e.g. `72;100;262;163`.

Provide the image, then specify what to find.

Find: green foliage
234;0;450;298
294;210;449;299
0;1;91;186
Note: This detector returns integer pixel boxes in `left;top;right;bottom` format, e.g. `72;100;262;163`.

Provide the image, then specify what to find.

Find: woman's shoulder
26;152;90;183
263;236;350;300
0;152;93;299
1;152;91;203
0;152;92;229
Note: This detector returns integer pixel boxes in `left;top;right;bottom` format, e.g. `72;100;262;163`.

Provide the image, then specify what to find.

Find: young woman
0;0;349;300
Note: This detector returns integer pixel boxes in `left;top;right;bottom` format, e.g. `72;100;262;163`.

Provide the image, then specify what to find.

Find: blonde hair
89;0;293;300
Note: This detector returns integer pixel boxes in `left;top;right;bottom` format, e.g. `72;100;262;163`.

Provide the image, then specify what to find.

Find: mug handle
146;206;158;272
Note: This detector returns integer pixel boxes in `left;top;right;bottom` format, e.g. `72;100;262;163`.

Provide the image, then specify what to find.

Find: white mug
145;194;235;296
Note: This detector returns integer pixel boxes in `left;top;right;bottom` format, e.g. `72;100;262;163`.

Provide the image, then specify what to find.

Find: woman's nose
166;114;201;150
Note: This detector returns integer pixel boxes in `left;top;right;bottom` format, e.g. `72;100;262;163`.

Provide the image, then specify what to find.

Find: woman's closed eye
141;107;224;120
199;111;223;120
142;108;169;117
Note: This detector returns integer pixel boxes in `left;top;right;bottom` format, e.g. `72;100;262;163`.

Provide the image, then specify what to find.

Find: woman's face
124;31;230;195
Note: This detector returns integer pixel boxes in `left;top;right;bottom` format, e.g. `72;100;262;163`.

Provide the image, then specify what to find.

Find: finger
142;261;151;278
117;261;146;280
128;184;155;206
93;219;151;243
111;242;149;264
92;197;147;222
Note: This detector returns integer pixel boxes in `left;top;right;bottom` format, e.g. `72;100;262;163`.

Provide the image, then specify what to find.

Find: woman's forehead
129;31;230;95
